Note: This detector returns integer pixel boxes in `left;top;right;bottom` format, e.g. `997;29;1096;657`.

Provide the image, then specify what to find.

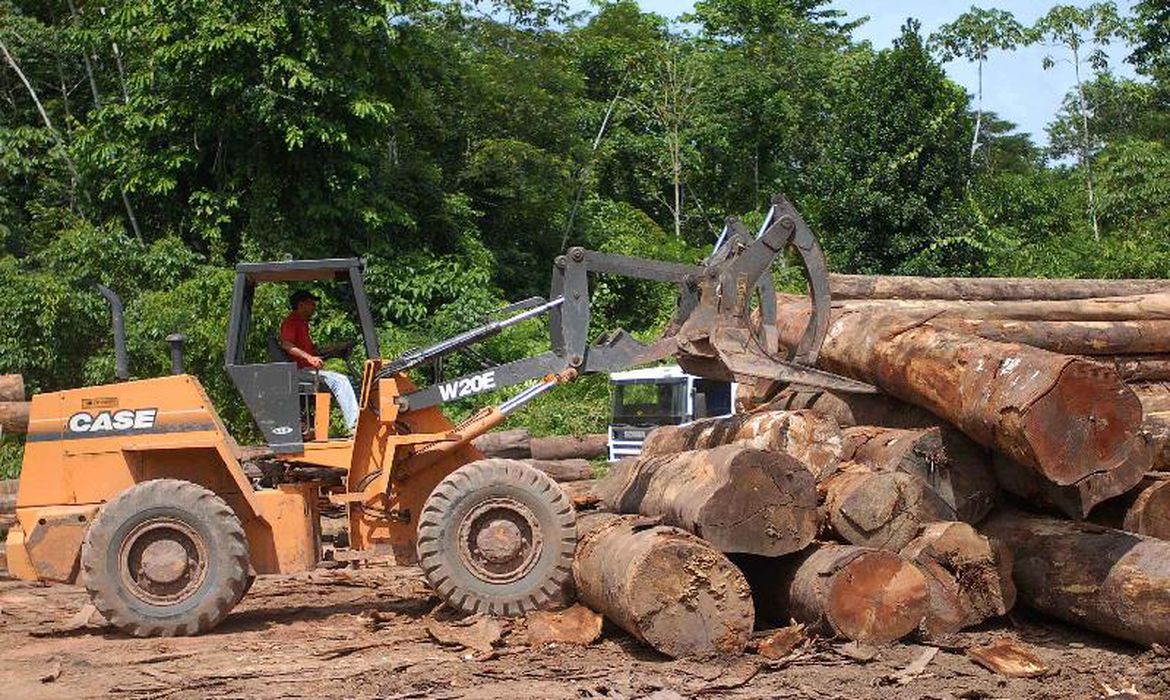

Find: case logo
68;409;158;434
271;425;294;436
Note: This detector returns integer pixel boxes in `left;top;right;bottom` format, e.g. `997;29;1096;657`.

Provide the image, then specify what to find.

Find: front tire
417;460;576;616
81;479;250;637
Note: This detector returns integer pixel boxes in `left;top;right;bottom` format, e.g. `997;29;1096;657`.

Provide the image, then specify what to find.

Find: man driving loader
280;289;359;433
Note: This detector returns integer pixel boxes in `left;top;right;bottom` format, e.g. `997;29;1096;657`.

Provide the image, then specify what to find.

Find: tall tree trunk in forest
971;58;984;162
1072;45;1100;240
0;39;81;187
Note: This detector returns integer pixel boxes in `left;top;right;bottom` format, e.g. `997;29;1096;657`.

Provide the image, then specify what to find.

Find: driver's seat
267;334;331;441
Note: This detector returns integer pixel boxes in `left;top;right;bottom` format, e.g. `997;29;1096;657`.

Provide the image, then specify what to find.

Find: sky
571;0;1141;146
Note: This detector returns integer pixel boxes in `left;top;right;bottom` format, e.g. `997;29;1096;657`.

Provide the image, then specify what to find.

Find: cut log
1094;354;1170;382
924;319;1170;356
595;445;818;556
762;389;941;430
573;513;754;658
811;292;1170;321
471;428;531;458
736;545;929;644
530;434;607;461
843;426;997;524
982;510;1170;646
829;274;1169;302
1092;476;1170;540
641;410;843;480
1143;412;1170;470
819;463;951;551
518;458;592;482
900;522;1015;639
558;479;601;510
0;402;30;435
0;375;23;402
775;299;1143;487
993;440;1151;519
1130;382;1170;413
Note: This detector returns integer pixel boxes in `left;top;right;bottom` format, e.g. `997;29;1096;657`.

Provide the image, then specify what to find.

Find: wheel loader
4;196;872;637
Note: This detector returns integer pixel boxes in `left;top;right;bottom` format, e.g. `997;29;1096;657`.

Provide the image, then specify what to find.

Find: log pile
471;428;606;480
0;374;28;435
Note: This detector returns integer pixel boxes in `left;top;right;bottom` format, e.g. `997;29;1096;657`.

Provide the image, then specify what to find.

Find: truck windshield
611;380;688;426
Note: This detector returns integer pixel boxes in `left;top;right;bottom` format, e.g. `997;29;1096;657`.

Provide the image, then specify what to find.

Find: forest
1;0;1168;474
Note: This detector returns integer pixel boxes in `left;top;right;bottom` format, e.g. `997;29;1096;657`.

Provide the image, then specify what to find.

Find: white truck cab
607;365;736;461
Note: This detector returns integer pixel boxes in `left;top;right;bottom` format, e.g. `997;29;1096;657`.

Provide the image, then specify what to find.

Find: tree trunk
530;434;607;460
923;319;1170;356
0;375;25;402
982;510;1170;646
573;513;754;658
1130;382;1170;413
594;445;818;556
819;462;951;551
843;426;997;524
1092;476;1170;540
518;459;592;482
762;388;941;431
805;294;1170;322
471;428;531;459
993;440;1151;519
775;301;1142;487
829;274;1169;302
736;545;929;644
641;410;843;480
0;402;30;434
900;522;1015;640
1094;355;1170;382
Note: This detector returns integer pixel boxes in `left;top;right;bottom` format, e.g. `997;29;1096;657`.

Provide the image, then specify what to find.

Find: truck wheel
417;459;576;616
80;479;250;637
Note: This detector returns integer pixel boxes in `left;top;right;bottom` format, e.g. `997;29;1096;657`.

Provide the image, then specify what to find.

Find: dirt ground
0;561;1166;700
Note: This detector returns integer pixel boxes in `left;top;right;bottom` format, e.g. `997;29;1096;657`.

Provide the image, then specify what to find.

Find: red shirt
280;313;317;369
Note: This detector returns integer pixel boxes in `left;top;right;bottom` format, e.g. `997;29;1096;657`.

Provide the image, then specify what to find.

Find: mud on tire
417;459;576;616
81;479;250;637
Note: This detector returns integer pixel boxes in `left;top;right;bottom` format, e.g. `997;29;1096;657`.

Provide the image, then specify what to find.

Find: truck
607;366;735;460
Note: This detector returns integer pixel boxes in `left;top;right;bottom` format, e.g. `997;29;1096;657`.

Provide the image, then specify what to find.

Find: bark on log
819;462;952;551
924;319;1170;356
982;510;1170;646
736;545;929;644
829;274;1169;302
843;426;997;524
530;434;608;461
1092;476;1170;540
1094;355;1170;382
641;410;843;480
1130;382;1170;413
471;428;531;458
594;445;818;556
993;440;1151;519
559;479;601;510
573;513;754;658
812;293;1170;321
900;522;1015;639
0;402;30;435
775;300;1143;487
0;375;23;402
518;459;592;482
762;389;941;430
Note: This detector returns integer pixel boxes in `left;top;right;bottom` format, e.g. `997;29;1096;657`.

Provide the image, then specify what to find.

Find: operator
280;290;359;434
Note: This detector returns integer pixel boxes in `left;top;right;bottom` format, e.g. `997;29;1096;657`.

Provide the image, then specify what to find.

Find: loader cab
607;365;735;460
225;258;380;454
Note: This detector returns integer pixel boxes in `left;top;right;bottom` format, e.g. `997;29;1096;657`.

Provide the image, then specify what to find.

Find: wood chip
39;659;61;683
525;604;603;647
30;603;98;637
885;646;939;685
967;639;1051;678
834;641;880;662
425;616;505;654
753;624;806;660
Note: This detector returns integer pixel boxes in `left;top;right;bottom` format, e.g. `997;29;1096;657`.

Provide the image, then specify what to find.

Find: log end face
826;550;929;644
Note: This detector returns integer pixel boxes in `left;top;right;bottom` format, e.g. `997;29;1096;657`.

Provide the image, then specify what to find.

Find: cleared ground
0;562;1165;700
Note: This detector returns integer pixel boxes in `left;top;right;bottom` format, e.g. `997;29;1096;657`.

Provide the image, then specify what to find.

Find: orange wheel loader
4;196;872;636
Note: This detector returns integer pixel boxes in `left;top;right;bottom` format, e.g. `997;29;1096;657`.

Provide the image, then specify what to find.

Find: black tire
417;459;576;616
80;479;250;637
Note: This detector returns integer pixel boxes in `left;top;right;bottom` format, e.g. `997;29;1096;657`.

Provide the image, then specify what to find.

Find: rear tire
417;460;576;616
81;479;250;637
